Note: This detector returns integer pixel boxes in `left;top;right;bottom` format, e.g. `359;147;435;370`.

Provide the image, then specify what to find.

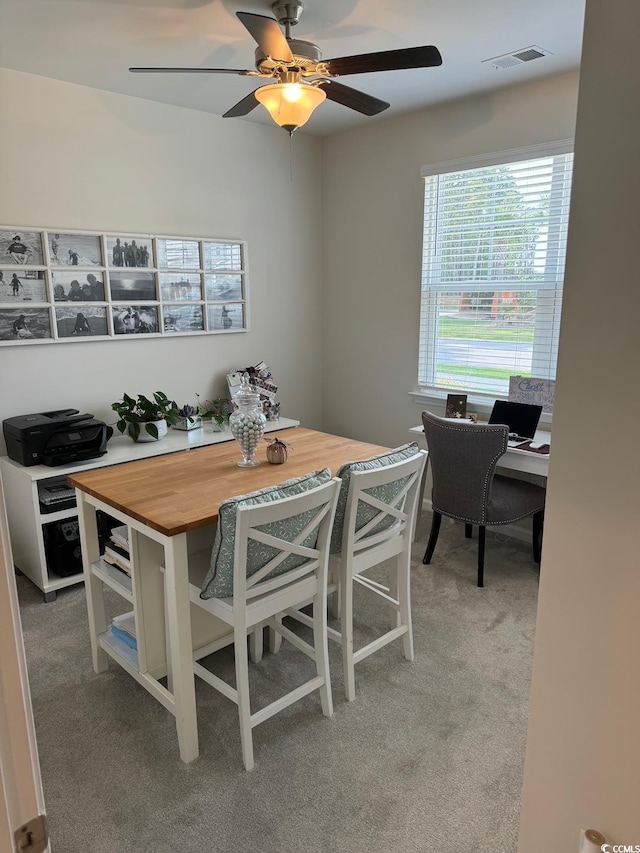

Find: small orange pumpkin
265;437;290;464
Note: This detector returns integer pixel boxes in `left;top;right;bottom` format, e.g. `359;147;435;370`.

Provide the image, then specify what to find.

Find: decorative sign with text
508;376;555;412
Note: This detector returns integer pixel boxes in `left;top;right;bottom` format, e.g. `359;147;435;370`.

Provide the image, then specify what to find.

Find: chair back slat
245;499;334;589
232;479;340;608
341;452;427;564
421;411;507;524
245;559;322;600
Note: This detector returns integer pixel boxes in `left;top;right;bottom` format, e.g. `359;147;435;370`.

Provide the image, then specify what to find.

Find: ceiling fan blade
236;12;293;63
223;90;260;118
317;80;389;116
323;45;442;77
130;67;253;75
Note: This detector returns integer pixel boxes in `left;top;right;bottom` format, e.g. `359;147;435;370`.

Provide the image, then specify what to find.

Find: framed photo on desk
445;394;467;419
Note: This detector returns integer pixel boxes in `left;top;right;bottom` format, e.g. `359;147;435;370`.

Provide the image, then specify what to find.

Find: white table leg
163;533;199;763
75;491;110;673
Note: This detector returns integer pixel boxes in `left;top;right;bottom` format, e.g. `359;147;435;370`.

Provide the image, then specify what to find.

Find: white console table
0;417;299;601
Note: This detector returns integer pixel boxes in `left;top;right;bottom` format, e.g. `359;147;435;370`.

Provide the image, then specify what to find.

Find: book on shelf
109;525;129;550
104;545;131;575
110;612;137;651
106;540;129;560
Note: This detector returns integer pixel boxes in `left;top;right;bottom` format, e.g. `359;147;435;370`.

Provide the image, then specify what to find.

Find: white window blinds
418;141;574;399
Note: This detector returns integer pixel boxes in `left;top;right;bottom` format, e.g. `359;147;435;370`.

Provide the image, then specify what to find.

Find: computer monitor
488;400;542;440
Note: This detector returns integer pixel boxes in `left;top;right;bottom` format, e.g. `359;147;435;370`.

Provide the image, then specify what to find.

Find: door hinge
14;814;48;853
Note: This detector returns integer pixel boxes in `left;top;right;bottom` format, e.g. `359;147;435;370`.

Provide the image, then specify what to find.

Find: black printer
3;409;108;467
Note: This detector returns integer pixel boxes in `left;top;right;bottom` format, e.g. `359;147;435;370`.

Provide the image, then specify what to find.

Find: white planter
172;416;202;431
135;418;168;442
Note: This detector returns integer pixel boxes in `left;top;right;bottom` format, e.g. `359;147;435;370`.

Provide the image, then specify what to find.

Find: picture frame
0;226;247;345
203;241;243;270
112;304;160;335
46;232;102;267
159;272;202;302
205;274;243;301
0;307;52;341
55;306;109;338
156;238;200;269
0;230;44;266
109;271;157;302
207;302;244;331
106;235;153;269
162;304;204;333
51;271;105;302
0;269;47;303
445;393;468;419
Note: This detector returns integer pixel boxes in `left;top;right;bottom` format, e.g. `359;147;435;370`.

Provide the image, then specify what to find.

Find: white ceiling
2;0;586;137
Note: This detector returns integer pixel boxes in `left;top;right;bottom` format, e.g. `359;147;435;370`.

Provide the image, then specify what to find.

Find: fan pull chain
289;132;294;183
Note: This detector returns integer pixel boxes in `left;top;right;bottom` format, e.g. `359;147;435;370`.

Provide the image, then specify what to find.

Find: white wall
321;71;580;447
0;69;324;453
518;0;640;848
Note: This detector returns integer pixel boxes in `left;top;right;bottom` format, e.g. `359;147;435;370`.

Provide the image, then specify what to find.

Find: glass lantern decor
228;373;267;467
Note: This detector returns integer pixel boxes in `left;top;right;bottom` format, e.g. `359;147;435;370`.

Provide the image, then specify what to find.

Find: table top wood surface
68;427;390;536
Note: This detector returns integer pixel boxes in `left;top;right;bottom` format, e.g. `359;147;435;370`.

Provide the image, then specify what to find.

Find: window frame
416;139;574;412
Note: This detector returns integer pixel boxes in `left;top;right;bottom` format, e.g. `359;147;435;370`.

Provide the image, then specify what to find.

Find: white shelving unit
0;416;299;601
78;495;237;708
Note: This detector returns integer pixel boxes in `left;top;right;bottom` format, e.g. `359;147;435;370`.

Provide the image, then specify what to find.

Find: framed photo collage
0;227;247;345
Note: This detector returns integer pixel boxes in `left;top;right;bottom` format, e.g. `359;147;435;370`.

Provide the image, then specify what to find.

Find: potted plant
199;395;232;432
173;401;203;432
108;391;181;442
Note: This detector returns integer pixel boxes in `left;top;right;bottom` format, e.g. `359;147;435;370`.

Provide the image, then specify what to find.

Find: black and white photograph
112;305;159;335
203;241;242;271
159;272;202;302
107;236;153;269
0;230;43;266
162;304;204;333
156;238;200;270
0;307;51;341
109;271;157;302
0;269;47;303
207;302;244;331
46;232;102;267
51;271;105;302
205;273;243;302
55;306;108;338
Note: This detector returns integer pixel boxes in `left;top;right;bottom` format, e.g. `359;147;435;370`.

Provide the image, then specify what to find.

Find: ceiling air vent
483;46;552;71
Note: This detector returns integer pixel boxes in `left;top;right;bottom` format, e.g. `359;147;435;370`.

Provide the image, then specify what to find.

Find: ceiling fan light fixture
254;81;326;134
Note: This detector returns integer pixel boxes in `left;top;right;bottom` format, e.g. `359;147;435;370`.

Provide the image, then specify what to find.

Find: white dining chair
274;446;427;702
187;472;340;771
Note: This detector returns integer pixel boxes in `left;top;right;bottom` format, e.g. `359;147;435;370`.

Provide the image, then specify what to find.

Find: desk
69;427;388;763
409;425;551;479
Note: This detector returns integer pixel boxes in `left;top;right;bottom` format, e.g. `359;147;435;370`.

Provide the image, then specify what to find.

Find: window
418;141;574;400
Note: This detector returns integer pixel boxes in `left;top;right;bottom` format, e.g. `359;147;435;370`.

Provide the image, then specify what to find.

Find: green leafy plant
108;391;181;442
198;395;232;427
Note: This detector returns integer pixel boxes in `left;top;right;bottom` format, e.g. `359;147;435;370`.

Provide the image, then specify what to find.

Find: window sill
408;389;553;427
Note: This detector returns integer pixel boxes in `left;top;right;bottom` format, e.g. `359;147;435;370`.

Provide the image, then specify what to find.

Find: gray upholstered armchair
421;410;545;587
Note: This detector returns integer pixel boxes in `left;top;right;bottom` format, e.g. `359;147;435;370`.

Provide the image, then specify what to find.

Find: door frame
0;480;48;852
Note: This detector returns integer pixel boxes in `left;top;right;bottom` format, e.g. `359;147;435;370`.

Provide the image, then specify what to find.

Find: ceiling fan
130;0;442;134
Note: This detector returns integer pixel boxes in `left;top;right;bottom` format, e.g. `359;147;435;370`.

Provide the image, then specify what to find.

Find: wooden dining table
69;427;390;763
